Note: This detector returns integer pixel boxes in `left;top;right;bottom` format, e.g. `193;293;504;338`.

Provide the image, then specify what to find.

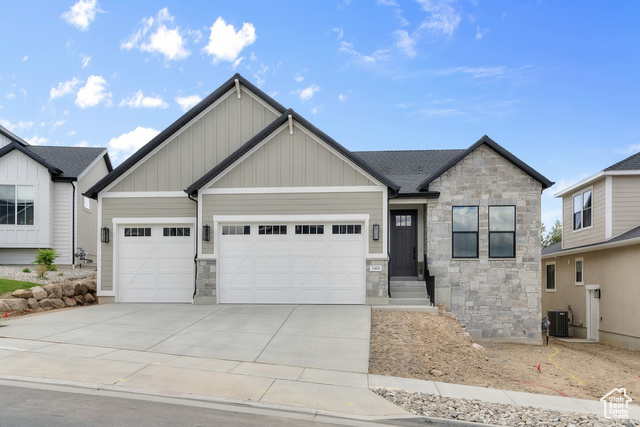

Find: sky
1;1;639;229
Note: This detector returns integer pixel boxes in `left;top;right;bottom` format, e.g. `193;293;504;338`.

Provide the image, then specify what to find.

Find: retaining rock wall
0;278;98;316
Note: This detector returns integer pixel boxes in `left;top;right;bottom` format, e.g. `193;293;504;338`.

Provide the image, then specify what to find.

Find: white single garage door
218;223;365;304
117;224;194;302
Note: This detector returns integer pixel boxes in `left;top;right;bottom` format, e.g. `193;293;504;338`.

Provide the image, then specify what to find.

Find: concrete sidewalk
0;335;638;422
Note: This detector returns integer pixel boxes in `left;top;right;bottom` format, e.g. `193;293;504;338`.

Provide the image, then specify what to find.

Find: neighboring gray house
542;151;640;350
85;74;553;343
0;125;112;265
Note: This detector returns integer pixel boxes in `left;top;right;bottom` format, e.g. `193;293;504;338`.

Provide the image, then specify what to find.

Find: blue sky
1;1;639;228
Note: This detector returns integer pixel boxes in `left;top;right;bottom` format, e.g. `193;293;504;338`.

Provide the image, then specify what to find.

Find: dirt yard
369;310;640;401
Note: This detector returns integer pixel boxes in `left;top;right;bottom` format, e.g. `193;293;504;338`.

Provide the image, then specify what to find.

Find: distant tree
542;220;562;248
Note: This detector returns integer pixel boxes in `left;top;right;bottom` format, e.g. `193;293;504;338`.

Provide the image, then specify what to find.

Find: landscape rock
0;300;11;313
61;283;75;297
62;296;76;307
43;284;63;299
27;298;39;310
12;289;32;299
85;280;97;293
4;298;27;311
83;292;96;304
50;298;66;309
74;295;84;305
42;306;54;311
38;298;54;308
429;369;444;377
30;286;48;301
73;283;87;296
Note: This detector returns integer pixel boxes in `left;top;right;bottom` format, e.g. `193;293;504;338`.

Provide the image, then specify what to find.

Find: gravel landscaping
0;265;96;288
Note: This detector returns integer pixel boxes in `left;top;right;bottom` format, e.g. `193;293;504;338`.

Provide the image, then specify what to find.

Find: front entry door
390;210;417;277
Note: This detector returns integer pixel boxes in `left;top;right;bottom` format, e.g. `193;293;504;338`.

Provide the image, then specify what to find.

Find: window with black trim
0;185;34;225
258;225;287;235
575;258;583;285
222;225;250;235
452;206;478;258
163;227;190;237
395;215;411;227
489;206;516;258
124;227;151;237
546;262;556;291
573;189;592;230
332;224;362;234
295;225;324;235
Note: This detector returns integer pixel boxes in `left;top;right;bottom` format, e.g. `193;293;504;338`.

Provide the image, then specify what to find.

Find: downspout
70;182;76;266
187;194;198;300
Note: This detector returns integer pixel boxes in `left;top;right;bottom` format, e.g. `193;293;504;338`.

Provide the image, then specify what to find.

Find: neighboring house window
489;206;516;258
163;227;190;237
575;258;583;285
452;206;478;258
295;225;324;234
124;227;151;237
546;262;556;292
332;224;362;234
222;225;250;235
573;189;592;230
0;185;34;225
259;225;287;235
83;196;92;210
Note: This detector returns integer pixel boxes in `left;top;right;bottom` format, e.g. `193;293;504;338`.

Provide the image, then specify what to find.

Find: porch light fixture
101;227;110;243
202;224;211;242
373;224;380;241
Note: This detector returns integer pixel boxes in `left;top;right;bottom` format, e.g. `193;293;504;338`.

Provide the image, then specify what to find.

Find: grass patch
0;278;41;295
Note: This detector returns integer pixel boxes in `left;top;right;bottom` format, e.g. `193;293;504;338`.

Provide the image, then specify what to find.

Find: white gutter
555;170;640;198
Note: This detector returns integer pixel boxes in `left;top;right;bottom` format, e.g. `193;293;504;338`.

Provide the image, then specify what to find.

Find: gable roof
605;151;640;171
0;124;30;146
85;74;287;199
186;109;400;195
417;135;554;191
354;149;464;196
27;146;112;180
0;141;63;175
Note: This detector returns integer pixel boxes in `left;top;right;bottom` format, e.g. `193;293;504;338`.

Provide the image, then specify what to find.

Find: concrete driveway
0;304;371;373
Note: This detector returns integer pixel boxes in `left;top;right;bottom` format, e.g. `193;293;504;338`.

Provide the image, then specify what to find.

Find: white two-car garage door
218;223;365;304
117;224;194;302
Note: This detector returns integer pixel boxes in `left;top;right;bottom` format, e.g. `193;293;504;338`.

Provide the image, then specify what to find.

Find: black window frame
331;224;362;235
295;224;324;235
573;189;592;231
258;225;287;235
546;263;556;291
124;227;151;237
221;225;251;235
0;184;35;226
575;258;583;285
163;227;191;237
452;206;479;259
488;205;516;259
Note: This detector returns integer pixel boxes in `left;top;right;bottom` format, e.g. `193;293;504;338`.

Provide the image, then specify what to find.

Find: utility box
547;310;569;337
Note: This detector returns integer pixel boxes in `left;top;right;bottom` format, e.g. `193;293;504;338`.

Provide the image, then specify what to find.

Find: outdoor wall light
373;224;380;241
202;224;211;241
101;227;110;243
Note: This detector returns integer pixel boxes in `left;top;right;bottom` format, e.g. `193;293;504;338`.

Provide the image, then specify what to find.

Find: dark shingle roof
26;146;111;180
605;151;640;171
542;225;640;256
541;241;562;256
353;150;464;195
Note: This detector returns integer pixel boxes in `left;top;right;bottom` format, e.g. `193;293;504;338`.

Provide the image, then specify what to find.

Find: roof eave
542;236;640;258
0;142;63;175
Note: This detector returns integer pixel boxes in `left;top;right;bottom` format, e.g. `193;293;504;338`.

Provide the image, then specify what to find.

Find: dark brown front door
390;210;417;277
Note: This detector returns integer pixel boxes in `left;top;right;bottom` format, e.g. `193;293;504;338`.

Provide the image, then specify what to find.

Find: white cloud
26;135;49;145
377;0;398;5
75;75;112;108
203;17;256;64
108;126;159;162
75;141;89;147
475;26;489;39
5;93;16;100
61;0;103;31
310;105;324;115
50;77;81;100
338;93;347;102
19;88;27;101
433;66;506;79
80;54;91;68
294;84;320;102
119;90;168;109
68;130;77;136
332;27;344;40
0;119;34;131
416;0;461;37
51;120;66;129
395;30;417;57
175;94;202;112
253;64;268;86
294;73;304;83
339;41;391;66
121;8;189;61
22;55;28;62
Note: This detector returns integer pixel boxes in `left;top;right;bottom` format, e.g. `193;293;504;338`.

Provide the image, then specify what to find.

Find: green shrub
34;248;59;271
22;268;31;273
35;263;48;278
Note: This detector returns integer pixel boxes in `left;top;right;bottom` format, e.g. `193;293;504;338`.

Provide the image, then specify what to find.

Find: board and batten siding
0;150;51;254
201;192;384;255
107;88;280;193
51;182;73;264
612;175;640;237
211;125;377;189
562;179;606;249
99;197;196;292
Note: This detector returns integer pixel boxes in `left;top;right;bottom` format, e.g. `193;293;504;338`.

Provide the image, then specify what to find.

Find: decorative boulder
4;298;27;311
27;298;39;310
83;293;96;304
50;298;66;309
30;287;48;301
43;284;63;299
86;281;97;293
74;295;85;305
62;296;76;307
12;289;32;299
38;298;54;308
0;300;11;313
73;283;88;296
61;283;75;297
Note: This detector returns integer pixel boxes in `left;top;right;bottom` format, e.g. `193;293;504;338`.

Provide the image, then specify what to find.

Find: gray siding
562;179;606;249
77;158;110;260
201;192;384;255
51;182;73;264
99;197;196;291
108;88;279;193
212;126;376;189
612;175;640;237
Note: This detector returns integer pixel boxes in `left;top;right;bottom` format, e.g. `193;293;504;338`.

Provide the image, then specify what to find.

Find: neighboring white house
0;125;112;265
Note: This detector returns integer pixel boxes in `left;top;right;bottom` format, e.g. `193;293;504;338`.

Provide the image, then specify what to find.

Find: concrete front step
389;297;432;306
390;290;428;298
374;305;438;313
390;280;424;288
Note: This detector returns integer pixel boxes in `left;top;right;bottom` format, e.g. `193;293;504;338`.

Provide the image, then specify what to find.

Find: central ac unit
547;310;569;337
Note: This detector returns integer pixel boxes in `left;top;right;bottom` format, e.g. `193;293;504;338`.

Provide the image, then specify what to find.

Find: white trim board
77;149;109;182
101;191;187;198
200;186;384;195
112;217;195;225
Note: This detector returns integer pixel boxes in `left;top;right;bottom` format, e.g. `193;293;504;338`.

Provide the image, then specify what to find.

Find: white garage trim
200;186;384;195
112;217;196;302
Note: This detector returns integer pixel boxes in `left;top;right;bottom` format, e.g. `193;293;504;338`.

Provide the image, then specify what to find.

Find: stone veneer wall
195;259;216;302
426;144;542;343
366;259;389;304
